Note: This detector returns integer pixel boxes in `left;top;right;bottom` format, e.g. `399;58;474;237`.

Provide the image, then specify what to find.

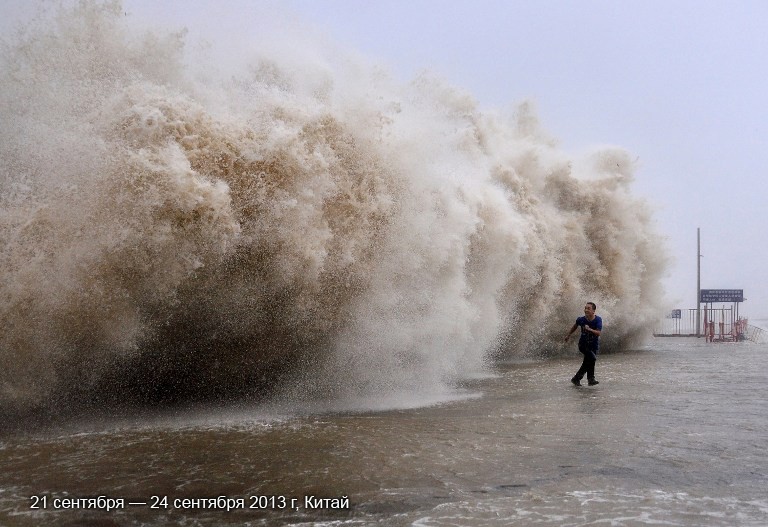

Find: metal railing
745;324;766;344
655;308;765;343
654;308;701;336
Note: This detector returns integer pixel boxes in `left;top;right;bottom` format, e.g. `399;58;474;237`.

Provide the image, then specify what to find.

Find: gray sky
4;0;768;322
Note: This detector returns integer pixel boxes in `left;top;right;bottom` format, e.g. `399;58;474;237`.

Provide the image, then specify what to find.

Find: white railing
655;308;764;343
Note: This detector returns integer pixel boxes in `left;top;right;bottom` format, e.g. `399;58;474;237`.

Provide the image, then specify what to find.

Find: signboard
666;309;682;319
700;289;743;303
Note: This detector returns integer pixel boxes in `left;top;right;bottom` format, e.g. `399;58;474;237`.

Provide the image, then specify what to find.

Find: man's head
584;302;597;316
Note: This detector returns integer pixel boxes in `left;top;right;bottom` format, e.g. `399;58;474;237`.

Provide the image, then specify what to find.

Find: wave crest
0;2;667;412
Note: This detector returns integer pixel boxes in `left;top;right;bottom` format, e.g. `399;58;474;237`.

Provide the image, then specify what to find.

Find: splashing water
0;2;667;413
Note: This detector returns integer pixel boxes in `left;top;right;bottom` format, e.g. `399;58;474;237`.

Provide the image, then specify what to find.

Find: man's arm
584;318;602;337
583;325;601;337
564;323;579;342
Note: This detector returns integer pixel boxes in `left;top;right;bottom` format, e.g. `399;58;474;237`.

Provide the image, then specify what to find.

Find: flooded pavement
1;338;767;526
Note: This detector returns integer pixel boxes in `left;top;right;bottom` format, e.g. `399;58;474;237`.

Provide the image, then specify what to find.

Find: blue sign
700;289;743;303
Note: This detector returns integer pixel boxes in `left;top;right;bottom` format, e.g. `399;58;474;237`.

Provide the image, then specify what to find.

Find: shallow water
2;338;767;526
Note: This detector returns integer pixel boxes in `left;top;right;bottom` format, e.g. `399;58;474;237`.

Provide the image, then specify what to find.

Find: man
564;302;602;386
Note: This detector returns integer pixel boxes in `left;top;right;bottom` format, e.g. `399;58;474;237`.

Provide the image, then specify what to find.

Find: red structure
704;309;749;342
655;307;764;343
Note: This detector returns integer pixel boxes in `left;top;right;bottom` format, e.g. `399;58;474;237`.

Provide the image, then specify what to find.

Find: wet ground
1;338;767;526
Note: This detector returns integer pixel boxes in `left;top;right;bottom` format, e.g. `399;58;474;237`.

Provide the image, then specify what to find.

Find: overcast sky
4;0;768;322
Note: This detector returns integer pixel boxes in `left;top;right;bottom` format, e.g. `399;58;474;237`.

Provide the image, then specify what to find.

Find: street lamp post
696;228;701;338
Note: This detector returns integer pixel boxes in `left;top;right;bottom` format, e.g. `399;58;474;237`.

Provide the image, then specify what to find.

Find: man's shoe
588;379;599;386
571;377;582;386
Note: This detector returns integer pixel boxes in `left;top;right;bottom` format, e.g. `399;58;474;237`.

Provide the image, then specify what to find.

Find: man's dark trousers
574;343;597;382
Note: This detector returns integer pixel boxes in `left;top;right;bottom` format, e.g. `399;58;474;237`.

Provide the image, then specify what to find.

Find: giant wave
0;2;667;413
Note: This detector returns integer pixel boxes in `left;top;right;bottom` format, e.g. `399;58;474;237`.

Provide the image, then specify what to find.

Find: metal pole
696;228;701;337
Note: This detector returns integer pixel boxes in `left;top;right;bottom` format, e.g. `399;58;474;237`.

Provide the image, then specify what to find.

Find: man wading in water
564;302;602;386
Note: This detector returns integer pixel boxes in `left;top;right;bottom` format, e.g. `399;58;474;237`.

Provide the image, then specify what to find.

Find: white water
0;2;666;413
